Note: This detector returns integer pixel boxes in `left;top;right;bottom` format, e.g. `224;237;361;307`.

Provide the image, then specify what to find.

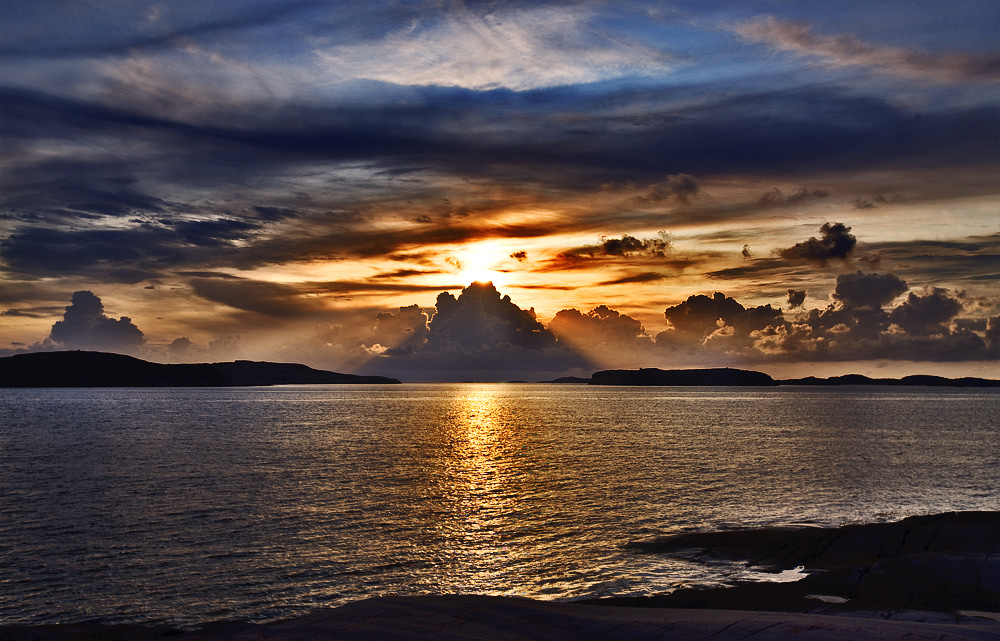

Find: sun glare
456;244;508;287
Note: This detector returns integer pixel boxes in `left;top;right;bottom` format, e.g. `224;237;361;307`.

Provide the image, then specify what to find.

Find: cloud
786;289;807;309
426;282;554;351
832;270;908;310
778;222;857;264
510;251;528;262
633;173;701;205
888;289;963;336
47;290;145;353
560;233;672;261
758;187;829;207
549;305;648;348
735;16;1000;84
313;5;672;91
598;272;668;286
364;304;429;353
190;278;327;318
362;282;586;379
660;292;784;339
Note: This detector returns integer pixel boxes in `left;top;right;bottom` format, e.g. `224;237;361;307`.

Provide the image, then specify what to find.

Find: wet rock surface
594;511;1000;615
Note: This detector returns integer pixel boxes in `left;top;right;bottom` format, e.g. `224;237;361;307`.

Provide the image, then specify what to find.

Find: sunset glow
1;2;997;381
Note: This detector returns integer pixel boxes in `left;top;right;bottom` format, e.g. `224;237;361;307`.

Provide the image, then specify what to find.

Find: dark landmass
590;367;778;386
546;368;998;387
779;374;1000;387
590;511;1000;616
0;351;400;387
5;512;997;640
541;376;591;383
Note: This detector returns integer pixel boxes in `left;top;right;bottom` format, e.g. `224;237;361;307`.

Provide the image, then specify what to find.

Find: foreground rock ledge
4;596;999;641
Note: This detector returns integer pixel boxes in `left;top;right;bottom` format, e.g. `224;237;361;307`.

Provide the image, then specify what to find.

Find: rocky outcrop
598;511;1000;615
0;351;400;387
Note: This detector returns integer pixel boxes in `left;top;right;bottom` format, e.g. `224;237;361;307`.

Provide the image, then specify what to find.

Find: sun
454;243;509;287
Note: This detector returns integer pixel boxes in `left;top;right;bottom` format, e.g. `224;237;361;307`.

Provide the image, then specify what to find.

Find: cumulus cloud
671;272;995;363
735;16;1000;84
660;292;784;338
549;305;648;348
832;270;908;309
510;251;528;262
426;282;554;351
778;222;857;264
889;289;963;336
786;289;807;309
47;291;145;353
359;282;586;379
364;304;429;353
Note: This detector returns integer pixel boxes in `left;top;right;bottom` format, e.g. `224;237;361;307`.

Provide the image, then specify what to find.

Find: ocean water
1;384;998;628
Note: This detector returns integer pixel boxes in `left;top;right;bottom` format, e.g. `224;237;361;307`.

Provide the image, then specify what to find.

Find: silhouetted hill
779;374;999;387
590;368;776;386
0;351;400;387
541;376;591;384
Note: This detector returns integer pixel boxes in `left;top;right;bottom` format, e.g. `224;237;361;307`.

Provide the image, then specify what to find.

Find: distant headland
549;367;1000;387
0;351;400;387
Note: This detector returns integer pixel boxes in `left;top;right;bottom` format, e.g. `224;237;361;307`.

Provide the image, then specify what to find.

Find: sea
1;384;998;628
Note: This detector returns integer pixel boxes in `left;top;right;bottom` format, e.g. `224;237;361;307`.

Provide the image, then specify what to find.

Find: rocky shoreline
3;512;997;640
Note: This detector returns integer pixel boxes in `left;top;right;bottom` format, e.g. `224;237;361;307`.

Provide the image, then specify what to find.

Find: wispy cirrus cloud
314;4;673;91
734;16;999;84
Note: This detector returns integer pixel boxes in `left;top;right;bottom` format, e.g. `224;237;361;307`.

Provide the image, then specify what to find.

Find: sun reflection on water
439;385;532;593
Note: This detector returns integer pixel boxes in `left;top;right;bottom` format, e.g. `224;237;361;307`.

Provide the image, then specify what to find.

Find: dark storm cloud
778;223;857;264
1;226;187;282
786;289;807;309
47;291;145;352
0;218;263;282
4;84;997;206
832;270;908;309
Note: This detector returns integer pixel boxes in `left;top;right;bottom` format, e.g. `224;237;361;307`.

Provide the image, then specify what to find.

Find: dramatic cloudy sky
1;1;998;380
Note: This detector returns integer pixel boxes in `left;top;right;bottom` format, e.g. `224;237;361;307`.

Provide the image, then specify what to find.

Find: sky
1;0;998;381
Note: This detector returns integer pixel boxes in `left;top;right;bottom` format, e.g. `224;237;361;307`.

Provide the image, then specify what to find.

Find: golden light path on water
443;386;529;594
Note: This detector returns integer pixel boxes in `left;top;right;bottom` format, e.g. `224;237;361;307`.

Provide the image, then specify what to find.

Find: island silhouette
0;351;399;387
